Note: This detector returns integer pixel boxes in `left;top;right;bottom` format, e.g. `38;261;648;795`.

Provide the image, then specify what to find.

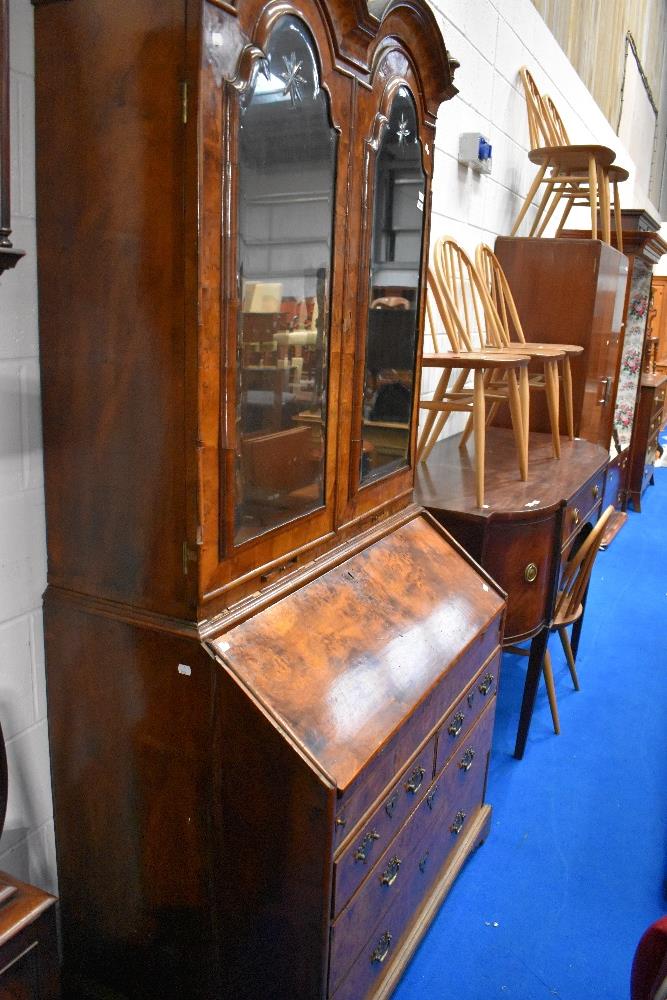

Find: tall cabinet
34;3;506;999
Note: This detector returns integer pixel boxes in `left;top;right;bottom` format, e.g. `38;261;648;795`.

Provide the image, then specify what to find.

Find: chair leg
520;365;530;477
511;161;548;236
613;181;623;253
418;368;452;460
562;355;574;439
598;165;611;244
506;368;527;482
544;359;561;459
473;368;485;508
535;181;567;237
554;190;575;236
588;156;598;240
558;626;580;691
542;647;561;735
528;177;557;237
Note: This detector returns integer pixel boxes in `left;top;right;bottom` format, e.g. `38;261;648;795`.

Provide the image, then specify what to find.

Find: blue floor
394;460;667;999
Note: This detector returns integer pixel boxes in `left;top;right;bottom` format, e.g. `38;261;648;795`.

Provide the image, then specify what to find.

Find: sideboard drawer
329;701;495;997
563;470;604;547
333;618;502;841
333;737;436;916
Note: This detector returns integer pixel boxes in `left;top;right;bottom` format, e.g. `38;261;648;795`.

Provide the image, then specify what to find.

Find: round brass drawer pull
524;562;538;583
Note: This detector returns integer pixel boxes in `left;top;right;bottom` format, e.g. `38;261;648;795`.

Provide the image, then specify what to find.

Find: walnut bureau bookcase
34;2;506;998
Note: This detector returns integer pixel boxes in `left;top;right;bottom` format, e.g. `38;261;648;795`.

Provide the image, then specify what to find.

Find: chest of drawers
627;374;667;511
204;511;505;999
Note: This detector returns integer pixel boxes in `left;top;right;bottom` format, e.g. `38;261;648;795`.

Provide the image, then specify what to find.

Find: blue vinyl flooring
393;449;667;1000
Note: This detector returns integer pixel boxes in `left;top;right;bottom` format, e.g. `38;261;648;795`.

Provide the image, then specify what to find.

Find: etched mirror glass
234;17;336;545
360;88;425;484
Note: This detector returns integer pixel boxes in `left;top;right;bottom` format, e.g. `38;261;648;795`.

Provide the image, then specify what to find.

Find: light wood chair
418;238;531;508
476;242;585;452
507;505;614;735
511;67;628;246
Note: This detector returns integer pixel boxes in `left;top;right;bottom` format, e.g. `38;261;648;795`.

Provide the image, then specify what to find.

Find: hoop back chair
512;67;627;247
476;242;585;450
418;238;530;508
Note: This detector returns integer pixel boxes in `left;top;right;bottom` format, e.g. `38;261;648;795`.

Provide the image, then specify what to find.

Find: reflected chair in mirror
507;504;614;734
417;238;531;508
476;242;585;452
511;67;628;246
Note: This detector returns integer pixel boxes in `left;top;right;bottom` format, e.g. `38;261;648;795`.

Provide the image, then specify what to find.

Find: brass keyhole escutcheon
592;484;599;499
385;793;398;819
524;562;538;584
572;507;580;526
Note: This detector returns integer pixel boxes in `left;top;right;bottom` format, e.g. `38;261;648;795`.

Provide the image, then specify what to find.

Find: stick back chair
512;67;628;247
476;242;585;452
418;238;531;508
508;505;614;735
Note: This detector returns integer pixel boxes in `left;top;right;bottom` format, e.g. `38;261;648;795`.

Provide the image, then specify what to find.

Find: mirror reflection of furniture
476;242;584;450
418;239;531;508
507;504;614;735
511;67;627;245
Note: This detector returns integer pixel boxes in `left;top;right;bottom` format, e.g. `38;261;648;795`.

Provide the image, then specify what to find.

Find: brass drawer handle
459;747;475;772
572;507;580;526
467;689;476;708
426;788;437;810
479;672;494;696
354;830;380;864
380;856;402;887
451;810;466;835
405;766;426;795
418;851;430;874
448;711;465;737
385;792;398;819
371;931;392;965
524;562;538;583
592;484;600;499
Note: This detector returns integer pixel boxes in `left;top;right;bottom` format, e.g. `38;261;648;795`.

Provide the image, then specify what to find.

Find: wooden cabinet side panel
212;661;335;1000
34;0;191;616
44;599;218;998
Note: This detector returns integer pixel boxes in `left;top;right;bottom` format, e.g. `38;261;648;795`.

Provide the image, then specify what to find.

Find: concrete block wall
0;0;661;897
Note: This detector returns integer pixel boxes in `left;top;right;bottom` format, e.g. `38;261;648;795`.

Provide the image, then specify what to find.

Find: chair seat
528;341;584;356
422;350;530;370
528;144;616;168
489;344;565;360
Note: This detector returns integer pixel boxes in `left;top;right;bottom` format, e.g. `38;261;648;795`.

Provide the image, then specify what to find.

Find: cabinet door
198;1;351;601
337;48;435;526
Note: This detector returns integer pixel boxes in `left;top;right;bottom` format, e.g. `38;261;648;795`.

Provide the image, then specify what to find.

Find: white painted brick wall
0;0;660;900
0;0;55;896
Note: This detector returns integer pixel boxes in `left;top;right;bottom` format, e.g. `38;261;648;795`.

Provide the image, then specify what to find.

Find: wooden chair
476;242;585;452
511;67;628;246
508;505;614;734
418;238;531;508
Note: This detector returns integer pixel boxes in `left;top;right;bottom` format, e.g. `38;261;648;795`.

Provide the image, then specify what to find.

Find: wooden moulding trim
43;585;200;640
372;804;492;1000
199;503;424;637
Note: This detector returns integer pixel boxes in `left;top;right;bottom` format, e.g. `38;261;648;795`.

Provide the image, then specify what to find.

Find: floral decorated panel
613;259;651;453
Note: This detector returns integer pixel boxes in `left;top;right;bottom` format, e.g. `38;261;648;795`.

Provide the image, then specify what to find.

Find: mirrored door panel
360;87;425;485
234;16;337;546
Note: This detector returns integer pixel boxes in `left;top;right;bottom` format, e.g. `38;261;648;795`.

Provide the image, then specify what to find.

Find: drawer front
333;738;436;915
434;651;499;773
485;517;555;641
329;702;495;997
333;615;502;843
563;470;605;547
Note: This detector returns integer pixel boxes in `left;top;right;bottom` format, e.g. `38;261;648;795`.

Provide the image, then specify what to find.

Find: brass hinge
181;81;188;125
